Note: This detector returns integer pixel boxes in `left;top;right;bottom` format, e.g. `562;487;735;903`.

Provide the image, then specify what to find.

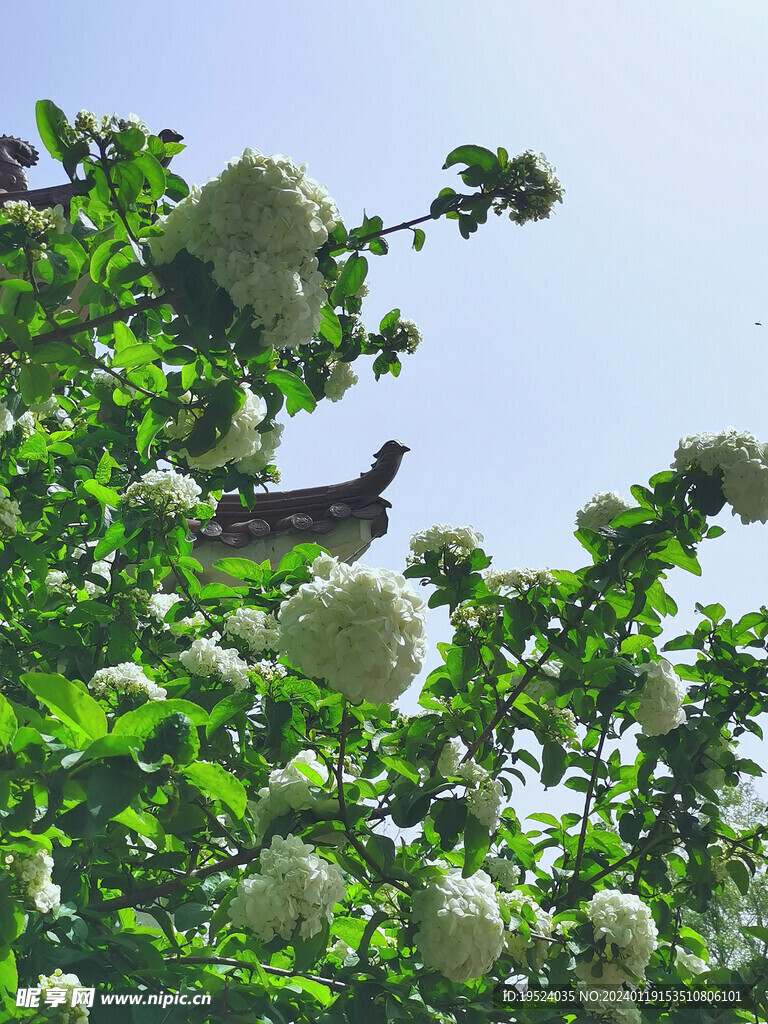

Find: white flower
151;149;338;349
38;970;90;1023
229;833;345;941
83;560;112;597
225;607;280;655
12;849;61;913
147;592;182;623
278;556;427;704
634;659;686;736
171;387;269;470
673;428;765;475
124;468;201;515
585;889;657;976
409;523;484;560
249;749;328;837
673;428;768;524
501;888;554;965
88;663;166;701
466;773;504;831
576;492;633;531
0;403;13;434
235;423;283;475
483;567;555;593
437;737;463;777
16;411;35;439
324;360;358;402
0;490;21;539
412;868;504;982
395;316;423;353
253;659;288;684
180;632;251;690
675;947;707;975
485;856;520;890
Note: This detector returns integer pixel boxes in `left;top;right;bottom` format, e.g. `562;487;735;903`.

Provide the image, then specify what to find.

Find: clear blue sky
8;1;768;808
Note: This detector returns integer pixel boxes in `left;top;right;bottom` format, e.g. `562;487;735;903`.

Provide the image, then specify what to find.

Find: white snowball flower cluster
88;663;166;702
324;360;358;402
585;889;658;977
179;632;251;690
249;749;328;837
673;428;768;524
409;523;484;560
0;490;21;539
436;740;504;830
483;567;556;593
16;411;35;439
675;947;707;975
151;149;338;349
234;423;283;476
229;833;345;941
395;316;423;353
501;888;554;965
171;388;271;470
224;607;280;654
9;849;61;913
278;556;427;704
412;868;504;982
576;491;633;531
0;402;13;434
124;468;201;515
82;560;112;597
633;659;686;736
147;592;182;622
485;856;520;890
38;969;90;1023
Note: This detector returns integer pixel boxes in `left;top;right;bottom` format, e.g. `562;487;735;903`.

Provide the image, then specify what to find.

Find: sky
7;0;768;813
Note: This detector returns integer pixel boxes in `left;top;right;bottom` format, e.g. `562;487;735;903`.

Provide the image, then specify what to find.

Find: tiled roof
189;440;409;549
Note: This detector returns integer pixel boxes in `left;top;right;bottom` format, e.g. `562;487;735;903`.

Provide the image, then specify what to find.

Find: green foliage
0;99;764;1024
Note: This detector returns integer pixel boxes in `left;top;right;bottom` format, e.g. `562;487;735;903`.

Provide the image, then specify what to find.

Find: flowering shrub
0;99;764;1024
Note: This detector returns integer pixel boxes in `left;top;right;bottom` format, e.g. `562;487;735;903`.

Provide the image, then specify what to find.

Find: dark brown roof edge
190;440;409;548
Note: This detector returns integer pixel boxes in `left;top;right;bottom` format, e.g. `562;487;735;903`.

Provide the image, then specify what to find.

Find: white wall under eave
194;517;377;585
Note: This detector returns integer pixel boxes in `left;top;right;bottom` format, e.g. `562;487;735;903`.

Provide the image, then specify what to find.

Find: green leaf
206;693;255;738
16;433;47;462
113;699;208;738
82;479;121;508
90;239;127;283
743;925;768;942
463;813;491;876
0;279;33;292
265;368;316;416
181;762;247;818
443;144;498;171
111;343;161;369
35;100;70;160
136;406;167;458
330;253;368;305
650;538;701;576
19;364;52;405
412;228;426;251
211;557;264;583
0;693;18;747
19;672;107;741
318;305;342;347
727;859;751;895
541;742;567;787
135;153;166;200
93;520;126;560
